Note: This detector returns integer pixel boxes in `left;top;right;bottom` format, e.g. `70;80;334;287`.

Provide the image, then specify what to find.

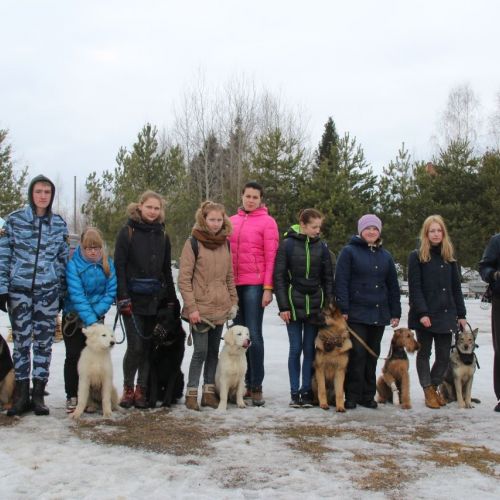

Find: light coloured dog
215;325;251;411
0;335;15;410
376;328;420;409
71;324;119;419
439;325;479;409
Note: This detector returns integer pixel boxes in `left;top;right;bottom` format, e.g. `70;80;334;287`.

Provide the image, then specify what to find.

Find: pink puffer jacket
229;206;279;287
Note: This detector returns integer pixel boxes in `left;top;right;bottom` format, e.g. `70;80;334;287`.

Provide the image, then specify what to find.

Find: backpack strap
189;236;230;261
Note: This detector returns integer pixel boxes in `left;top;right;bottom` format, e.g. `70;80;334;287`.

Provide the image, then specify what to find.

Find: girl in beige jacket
178;201;238;410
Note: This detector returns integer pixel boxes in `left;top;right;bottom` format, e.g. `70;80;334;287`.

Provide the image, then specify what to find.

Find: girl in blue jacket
62;227;117;412
335;214;401;409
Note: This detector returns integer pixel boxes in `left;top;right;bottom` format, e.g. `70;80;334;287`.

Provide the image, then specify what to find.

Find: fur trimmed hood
126;202;165;224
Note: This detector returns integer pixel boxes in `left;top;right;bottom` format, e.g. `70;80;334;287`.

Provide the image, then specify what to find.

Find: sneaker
289;392;301;408
300;390;314;408
494;400;500;412
65;397;77;414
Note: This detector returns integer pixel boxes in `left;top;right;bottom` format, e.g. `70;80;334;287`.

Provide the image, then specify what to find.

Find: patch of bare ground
0;413;18;427
72;411;228;456
421;441;500;478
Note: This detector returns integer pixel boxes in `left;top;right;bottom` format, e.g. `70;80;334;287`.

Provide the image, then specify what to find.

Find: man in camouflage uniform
0;175;68;416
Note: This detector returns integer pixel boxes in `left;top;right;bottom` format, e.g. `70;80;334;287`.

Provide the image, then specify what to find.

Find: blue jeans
287;320;318;394
234;285;265;389
187;325;223;388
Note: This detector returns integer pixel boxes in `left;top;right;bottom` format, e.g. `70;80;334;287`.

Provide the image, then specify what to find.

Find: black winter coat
335;236;401;325
273;227;334;321
114;217;177;316
479;233;500;295
408;246;466;333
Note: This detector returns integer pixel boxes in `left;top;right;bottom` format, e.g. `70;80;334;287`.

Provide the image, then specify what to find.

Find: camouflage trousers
8;288;59;382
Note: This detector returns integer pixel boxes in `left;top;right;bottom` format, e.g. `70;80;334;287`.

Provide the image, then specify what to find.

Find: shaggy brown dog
312;302;352;412
0;335;15;410
376;328;420;409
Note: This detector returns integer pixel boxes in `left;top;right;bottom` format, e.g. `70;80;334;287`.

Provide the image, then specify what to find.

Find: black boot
7;379;31;417
32;378;50;416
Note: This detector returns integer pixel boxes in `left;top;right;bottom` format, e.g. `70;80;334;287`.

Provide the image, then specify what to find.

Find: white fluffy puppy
71;323;119;419
215;325;251;411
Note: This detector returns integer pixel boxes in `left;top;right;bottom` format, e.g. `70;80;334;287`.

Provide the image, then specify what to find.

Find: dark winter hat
357;214;382;235
28;174;56;213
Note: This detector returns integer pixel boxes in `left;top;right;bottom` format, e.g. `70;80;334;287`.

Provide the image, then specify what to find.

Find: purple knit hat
357;214;382;235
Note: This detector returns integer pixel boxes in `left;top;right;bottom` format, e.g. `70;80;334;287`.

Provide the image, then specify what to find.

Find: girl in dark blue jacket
335;214;401;409
408;215;466;409
62;227;117;412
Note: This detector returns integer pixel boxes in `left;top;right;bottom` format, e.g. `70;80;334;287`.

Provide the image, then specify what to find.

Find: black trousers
345;322;385;402
62;316;86;399
492;295;500;400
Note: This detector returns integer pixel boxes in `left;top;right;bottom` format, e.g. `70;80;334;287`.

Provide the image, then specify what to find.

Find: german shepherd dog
148;305;185;408
0;335;15;411
439;325;479;409
312;302;352;412
376;328;420;409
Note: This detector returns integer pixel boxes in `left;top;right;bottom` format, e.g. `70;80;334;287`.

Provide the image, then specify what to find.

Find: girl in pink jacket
229;181;279;406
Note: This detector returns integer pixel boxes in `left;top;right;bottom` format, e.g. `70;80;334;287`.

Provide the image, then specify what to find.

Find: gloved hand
228;304;239;320
0;293;9;312
118;298;133;317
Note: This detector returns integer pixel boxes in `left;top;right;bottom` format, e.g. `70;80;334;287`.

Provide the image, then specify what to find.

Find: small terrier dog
376;328;420;409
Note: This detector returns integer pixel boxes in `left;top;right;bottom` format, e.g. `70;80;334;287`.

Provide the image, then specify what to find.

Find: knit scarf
191;228;228;250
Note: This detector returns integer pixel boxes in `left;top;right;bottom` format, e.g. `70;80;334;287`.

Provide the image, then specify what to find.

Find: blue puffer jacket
0;205;68;294
63;246;117;326
335;235;401;325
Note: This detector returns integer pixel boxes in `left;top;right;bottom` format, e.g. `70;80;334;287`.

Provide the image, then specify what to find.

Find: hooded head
357;214;382;235
28;175;56;215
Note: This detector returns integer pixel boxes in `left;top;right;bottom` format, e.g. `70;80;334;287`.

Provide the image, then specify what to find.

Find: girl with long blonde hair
408;215;467;409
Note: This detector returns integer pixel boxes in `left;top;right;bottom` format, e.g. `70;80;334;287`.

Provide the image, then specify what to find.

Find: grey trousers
416;329;452;388
187;325;223;388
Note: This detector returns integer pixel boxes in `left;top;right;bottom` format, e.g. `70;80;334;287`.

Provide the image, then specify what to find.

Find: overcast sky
1;0;499;203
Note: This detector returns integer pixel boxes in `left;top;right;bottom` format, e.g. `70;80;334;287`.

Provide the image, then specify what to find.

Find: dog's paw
336;406;346;413
320;404;329;410
70;410;82;420
464;402;474;409
102;411;113;418
236;400;246;409
401;403;412;410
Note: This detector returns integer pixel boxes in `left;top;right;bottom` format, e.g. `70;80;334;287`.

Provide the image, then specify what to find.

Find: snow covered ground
1;296;499;499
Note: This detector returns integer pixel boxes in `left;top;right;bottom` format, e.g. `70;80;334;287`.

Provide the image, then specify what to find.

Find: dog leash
346;325;378;359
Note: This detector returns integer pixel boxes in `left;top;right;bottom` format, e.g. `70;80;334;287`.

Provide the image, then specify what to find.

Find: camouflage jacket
0;205;69;295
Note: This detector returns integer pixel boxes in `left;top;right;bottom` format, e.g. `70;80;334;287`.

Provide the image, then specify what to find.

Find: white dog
215;325;251;411
71;324;119;419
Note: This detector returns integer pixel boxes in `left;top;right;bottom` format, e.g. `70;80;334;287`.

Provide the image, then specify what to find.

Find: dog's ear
225;329;236;346
82;327;89;337
472;328;479;340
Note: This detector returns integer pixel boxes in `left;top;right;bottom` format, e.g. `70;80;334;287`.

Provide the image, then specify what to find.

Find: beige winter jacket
178;238;238;325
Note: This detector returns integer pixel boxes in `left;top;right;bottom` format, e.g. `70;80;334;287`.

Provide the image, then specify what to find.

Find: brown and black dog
312;302;352;412
0;335;15;410
376;328;420;409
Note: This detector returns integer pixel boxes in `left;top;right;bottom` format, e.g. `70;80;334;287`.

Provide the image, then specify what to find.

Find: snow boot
433;385;447;406
201;384;219;409
134;385;148;409
251;386;265;407
32;378;49;415
119;385;135;408
423;386;441;409
185;388;200;411
7;379;31;417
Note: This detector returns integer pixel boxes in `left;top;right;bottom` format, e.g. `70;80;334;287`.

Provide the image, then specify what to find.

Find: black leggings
62;316;86;399
345;322;385;402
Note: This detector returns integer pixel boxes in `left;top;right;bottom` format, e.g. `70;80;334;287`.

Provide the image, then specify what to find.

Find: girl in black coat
114;190;178;409
335;214;401;409
408;215;467;409
274;209;334;407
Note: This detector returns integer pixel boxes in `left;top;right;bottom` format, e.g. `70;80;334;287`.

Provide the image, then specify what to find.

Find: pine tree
0;129;28;217
315;117;339;167
249;127;306;232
